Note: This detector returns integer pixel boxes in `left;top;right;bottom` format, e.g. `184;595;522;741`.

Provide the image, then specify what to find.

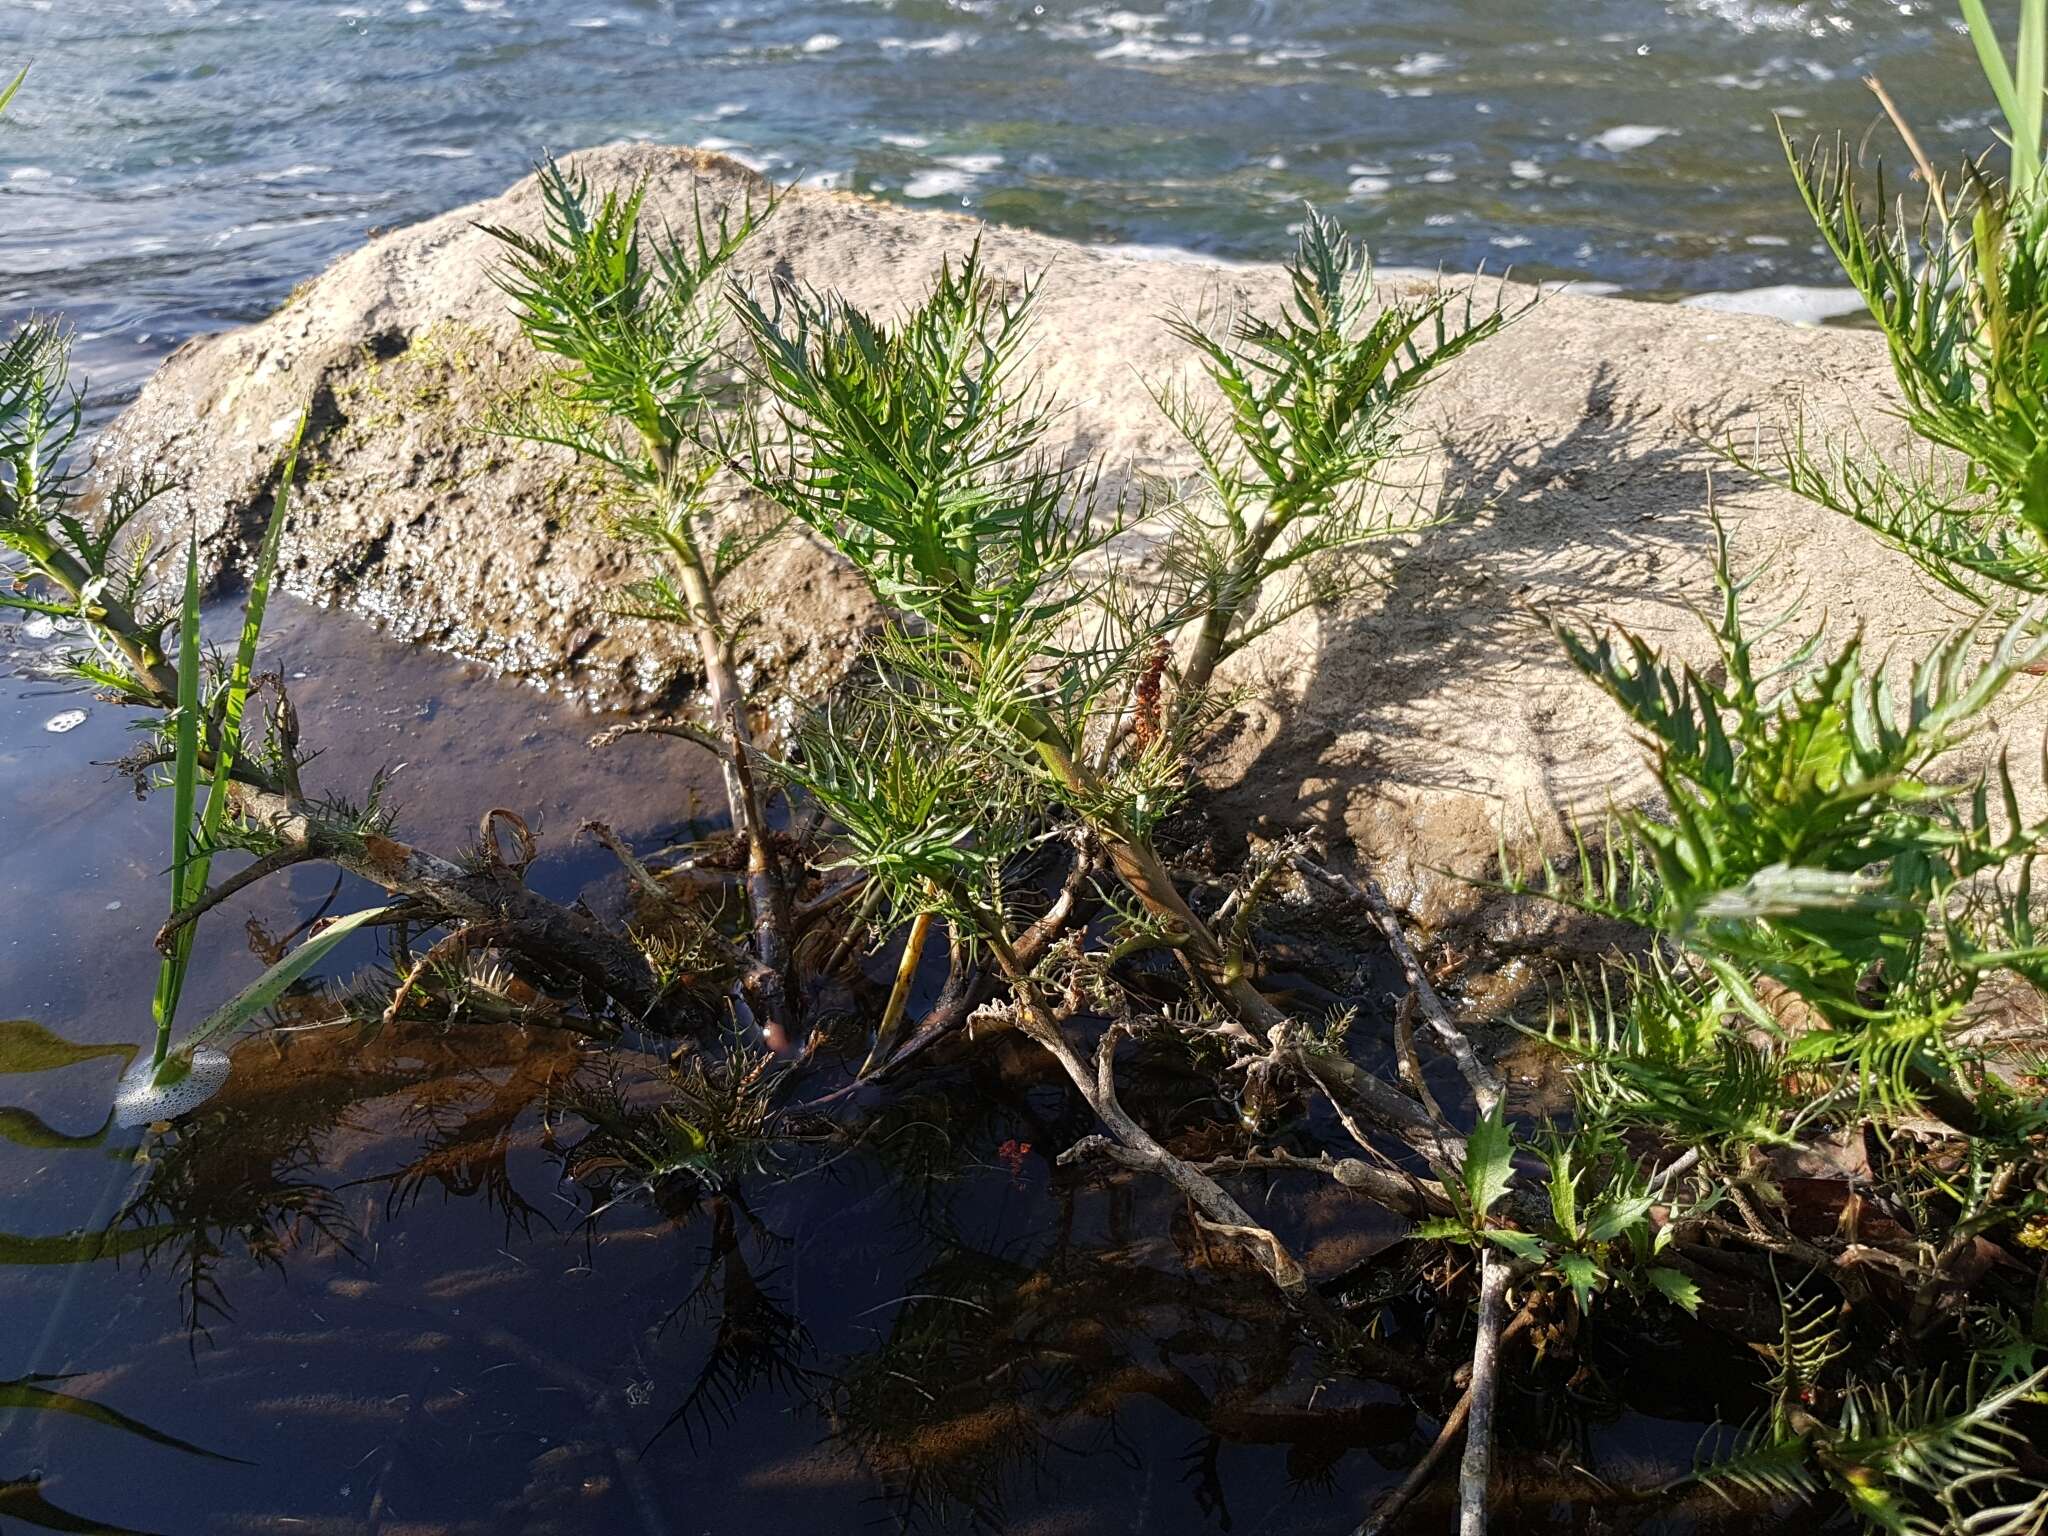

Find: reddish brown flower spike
1132;640;1169;754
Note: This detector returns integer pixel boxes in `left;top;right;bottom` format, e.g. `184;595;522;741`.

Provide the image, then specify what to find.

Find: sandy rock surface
98;142;2036;919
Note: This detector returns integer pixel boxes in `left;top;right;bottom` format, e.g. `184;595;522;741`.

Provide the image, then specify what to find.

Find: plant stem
649;447;792;1031
1457;1247;1513;1536
864;907;932;1075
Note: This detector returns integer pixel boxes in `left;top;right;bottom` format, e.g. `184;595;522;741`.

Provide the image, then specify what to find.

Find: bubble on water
44;709;89;733
1590;125;1676;153
113;1047;231;1128
21;614;57;640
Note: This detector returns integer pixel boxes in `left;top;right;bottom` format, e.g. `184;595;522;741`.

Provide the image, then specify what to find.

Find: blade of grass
189;415;306;903
0;65;26;116
0;1375;251;1463
1963;0;2025;137
2021;0;2044;188
164;903;391;1062
150;421;306;1069
147;540;203;1067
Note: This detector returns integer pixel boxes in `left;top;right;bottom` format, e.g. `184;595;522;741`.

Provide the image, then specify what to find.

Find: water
0;0;2003;409
0;596;1757;1533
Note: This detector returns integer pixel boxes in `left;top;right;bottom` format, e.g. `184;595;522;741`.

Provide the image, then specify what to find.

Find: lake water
0;0;2003;408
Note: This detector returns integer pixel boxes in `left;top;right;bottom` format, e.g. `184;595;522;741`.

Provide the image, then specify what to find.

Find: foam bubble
1590;125;1676;152
114;1047;232;1128
904;169;973;199
1680;284;1866;325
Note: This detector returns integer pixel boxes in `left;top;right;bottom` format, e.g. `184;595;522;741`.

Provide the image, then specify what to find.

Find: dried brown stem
153;846;319;955
1457;1245;1514;1536
1193;1149;1453;1220
1293;855;1504;1115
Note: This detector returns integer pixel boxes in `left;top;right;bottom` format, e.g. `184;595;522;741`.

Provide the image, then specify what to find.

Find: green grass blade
0;65;26;116
2020;0;2045;188
149;423;306;1070
148;540;204;1065
1964;0;2026;137
0;1105;112;1151
166;903;392;1059
190;414;306;896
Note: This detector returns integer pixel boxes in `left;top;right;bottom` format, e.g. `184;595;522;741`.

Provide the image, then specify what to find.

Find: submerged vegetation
8;6;2048;1531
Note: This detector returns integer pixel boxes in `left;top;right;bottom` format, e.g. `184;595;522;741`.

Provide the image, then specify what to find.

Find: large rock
97;142;2032;917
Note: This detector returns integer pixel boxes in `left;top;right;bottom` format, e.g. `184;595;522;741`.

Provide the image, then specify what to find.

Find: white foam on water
1094;38;1200;62
1680;283;1866;325
44;709;88;733
114;1048;232;1129
880;132;930;148
410;145;476;158
904;169;973;199
936;152;1003;173
1394;51;1450;77
258;163;333;181
1590;125;1676;152
1090;241;1264;271
801;32;842;53
22;614;56;640
881;31;969;54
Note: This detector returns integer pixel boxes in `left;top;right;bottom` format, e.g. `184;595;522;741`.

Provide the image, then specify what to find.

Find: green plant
1762;2;2048;608
731;229;1488;1045
485;161;794;1024
1686;1281;2048;1534
1520;516;2048;1133
1155;208;1516;713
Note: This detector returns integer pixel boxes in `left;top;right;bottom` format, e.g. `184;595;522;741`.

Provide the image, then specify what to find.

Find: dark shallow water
0;599;1758;1535
0;0;2006;407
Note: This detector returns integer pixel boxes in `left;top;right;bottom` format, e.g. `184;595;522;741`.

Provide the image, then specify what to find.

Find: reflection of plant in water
830;1215;1420;1534
645;1197;820;1453
99;1023;572;1334
116;1094;356;1336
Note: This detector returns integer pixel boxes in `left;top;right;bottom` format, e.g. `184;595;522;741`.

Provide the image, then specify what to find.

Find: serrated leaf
1482;1228;1550;1262
1557;1252;1605;1312
1463;1101;1516;1218
1587;1190;1655;1243
1646;1265;1703;1314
